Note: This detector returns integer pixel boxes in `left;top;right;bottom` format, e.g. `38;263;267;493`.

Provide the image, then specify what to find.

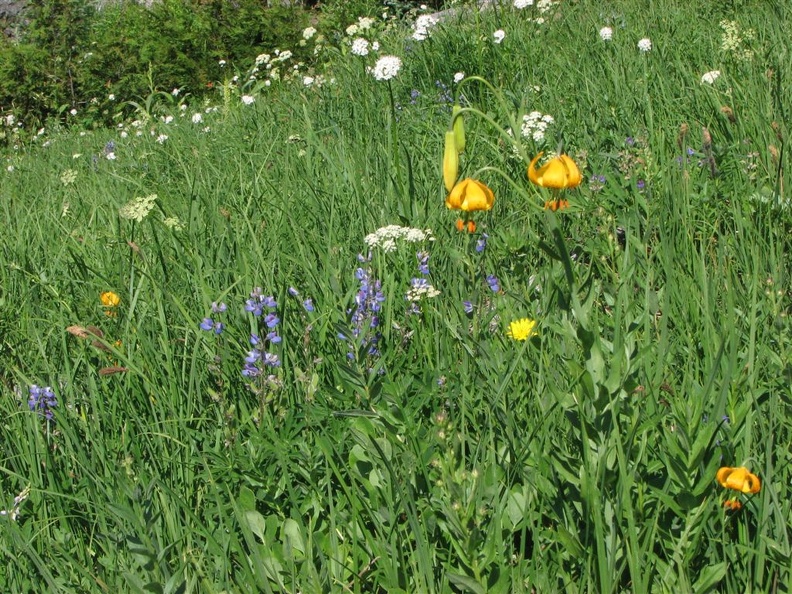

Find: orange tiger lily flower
528;152;582;190
716;466;761;494
446;178;495;212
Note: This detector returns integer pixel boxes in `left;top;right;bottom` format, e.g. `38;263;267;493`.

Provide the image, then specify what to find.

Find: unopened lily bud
452;105;466;153
443;131;459;192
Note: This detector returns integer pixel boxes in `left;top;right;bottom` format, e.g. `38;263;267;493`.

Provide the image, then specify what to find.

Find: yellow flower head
100;291;121;308
528;152;582;190
716;466;761;494
443;131;459;192
445;178;495;212
506;318;538;341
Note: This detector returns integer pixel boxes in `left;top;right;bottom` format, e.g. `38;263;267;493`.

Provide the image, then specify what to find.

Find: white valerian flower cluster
700;70;721;84
364;225;435;252
493;29;505;44
412;14;438;41
241;95;255;105
60;169;77;186
119;194;157;222
599;26;613;41
514;0;533;7
521;111;554;143
638;38;652;52
406;278;441;302
351;37;370;56
162;216;185;231
371;56;402;81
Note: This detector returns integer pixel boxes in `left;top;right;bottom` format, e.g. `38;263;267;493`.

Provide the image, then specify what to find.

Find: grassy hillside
1;0;790;591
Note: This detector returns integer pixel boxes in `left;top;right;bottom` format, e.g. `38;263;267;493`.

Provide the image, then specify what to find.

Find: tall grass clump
1;0;791;591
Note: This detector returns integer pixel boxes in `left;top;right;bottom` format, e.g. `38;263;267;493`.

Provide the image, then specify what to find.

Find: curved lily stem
453;76;530;163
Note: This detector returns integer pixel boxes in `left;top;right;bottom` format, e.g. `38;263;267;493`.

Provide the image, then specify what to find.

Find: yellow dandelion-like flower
100;291;120;308
506;318;538;341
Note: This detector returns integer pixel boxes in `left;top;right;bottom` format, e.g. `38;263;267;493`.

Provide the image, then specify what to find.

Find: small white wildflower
108;94;115;101
0;486;30;522
120;131;128;138
599;26;613;41
191;113;203;124
303;76;315;86
358;16;375;30
537;0;553;12
638;38;652;52
351;37;370;56
60;169;77;186
202;126;211;133
6;165;13;172
42;140;51;147
493;29;505;44
364;225;435;250
241;95;255;105
218;59;226;67
255;53;270;66
72;153;81;159
4;114;14;126
371;41;380;52
514;0;533;7
119;194;157;222
156;134;168;144
371;55;402;81
179;104;187;111
70;109;78;116
302;26;317;40
163;115;174;124
700;70;721;84
106;152;116;160
412;14;438;41
162;216;185;231
406;278;441;302
454;72;465;84
171;88;180;96
36;128;45;136
346;23;359;36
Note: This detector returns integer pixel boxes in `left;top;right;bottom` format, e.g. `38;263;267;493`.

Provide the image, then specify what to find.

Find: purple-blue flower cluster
28;385;57;420
242;288;281;377
200;301;227;334
342;257;385;359
486;274;501;293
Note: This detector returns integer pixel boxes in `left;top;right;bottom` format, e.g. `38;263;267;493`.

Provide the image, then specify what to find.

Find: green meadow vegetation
1;0;791;591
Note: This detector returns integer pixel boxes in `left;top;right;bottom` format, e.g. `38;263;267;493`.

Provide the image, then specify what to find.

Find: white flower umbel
371;56;402;81
700;70;721;84
119;194;158;223
364;225;435;252
454;72;465;84
412;14;438;41
638;38;652;52
599;26;613;41
493;29;505;44
406;278;441;302
351;37;370;56
514;0;533;8
241;95;255;105
521;111;554;143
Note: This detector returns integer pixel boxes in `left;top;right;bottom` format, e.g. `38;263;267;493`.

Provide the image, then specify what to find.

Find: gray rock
0;0;27;20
